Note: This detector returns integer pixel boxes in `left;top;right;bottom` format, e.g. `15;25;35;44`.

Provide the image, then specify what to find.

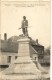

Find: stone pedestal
18;37;30;57
1;37;41;80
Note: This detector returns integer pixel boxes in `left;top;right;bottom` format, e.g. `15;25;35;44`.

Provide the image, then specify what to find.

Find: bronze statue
19;16;28;36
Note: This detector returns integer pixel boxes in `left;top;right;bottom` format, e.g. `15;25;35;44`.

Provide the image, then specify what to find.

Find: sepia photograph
0;0;51;80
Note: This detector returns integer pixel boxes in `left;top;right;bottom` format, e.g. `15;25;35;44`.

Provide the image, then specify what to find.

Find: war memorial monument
0;16;49;80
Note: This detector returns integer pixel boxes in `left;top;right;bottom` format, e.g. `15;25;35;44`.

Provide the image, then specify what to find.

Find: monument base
0;37;42;80
1;57;41;80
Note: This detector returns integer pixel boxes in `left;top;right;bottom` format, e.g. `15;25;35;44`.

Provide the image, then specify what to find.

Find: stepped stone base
0;37;42;80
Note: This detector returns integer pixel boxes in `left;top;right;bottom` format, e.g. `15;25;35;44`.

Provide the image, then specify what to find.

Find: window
15;56;17;59
35;57;36;60
7;56;11;63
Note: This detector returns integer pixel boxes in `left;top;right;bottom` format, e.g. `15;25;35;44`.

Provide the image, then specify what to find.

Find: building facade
0;33;44;67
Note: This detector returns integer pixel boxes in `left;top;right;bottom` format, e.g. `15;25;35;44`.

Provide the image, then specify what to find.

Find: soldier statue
19;16;28;36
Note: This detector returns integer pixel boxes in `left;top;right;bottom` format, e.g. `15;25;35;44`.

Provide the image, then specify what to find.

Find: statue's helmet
23;16;26;19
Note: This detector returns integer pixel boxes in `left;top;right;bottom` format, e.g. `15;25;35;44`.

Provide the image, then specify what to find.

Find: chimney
4;33;7;40
36;39;38;44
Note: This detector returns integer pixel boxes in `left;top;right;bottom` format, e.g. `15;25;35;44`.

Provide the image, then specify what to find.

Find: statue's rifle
18;26;30;30
18;27;22;29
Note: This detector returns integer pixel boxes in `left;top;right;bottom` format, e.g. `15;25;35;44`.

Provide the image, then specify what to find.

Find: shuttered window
7;56;11;63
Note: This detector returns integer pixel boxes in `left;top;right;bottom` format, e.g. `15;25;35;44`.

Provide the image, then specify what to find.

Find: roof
0;35;44;53
0;39;18;53
8;36;43;46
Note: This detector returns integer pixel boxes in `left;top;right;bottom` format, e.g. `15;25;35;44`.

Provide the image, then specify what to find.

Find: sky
0;1;51;48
